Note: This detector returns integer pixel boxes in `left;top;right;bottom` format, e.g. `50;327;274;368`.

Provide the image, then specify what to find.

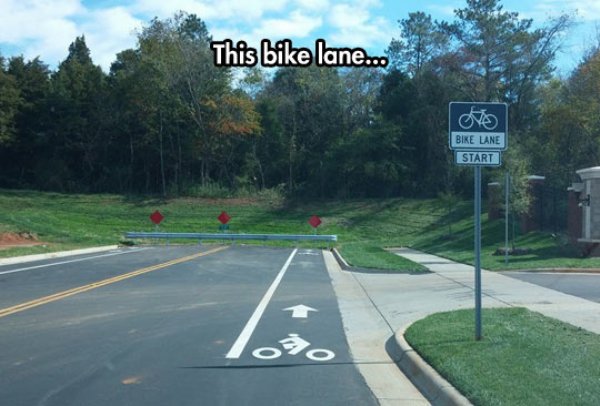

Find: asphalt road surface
0;245;377;406
501;271;600;303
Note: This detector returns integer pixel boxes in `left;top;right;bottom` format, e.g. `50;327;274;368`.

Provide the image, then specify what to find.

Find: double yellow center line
0;246;228;319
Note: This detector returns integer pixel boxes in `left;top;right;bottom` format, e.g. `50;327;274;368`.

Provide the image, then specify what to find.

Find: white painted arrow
283;304;318;319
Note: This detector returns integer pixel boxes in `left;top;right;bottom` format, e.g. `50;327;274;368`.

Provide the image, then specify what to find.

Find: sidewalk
392;248;600;335
324;248;600;405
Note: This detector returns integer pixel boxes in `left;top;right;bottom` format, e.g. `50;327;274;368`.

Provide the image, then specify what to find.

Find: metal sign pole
475;166;482;340
449;101;507;342
505;172;510;265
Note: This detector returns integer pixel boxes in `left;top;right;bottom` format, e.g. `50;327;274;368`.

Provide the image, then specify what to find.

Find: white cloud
82;7;143;70
327;2;393;49
330;4;369;28
253;10;322;39
293;0;329;12
23;19;80;67
131;0;290;22
0;0;83;42
131;0;217;19
0;1;145;70
0;0;84;64
0;0;396;71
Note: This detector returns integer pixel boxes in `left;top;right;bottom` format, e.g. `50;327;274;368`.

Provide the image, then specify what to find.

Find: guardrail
125;232;337;245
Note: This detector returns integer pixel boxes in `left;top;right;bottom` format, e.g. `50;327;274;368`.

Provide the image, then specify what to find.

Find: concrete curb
388;325;472;406
331;247;351;269
0;245;120;266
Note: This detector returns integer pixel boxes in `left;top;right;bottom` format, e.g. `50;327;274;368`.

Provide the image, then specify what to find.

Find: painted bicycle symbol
458;106;498;130
252;334;335;362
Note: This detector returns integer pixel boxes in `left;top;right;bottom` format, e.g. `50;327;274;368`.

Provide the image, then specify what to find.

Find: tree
262;66;344;196
530;48;600;188
4;56;51;187
340;67;382;135
376;68;453;195
136;12;257;193
0;55;21;145
47;36;107;191
327;119;407;197
387;12;449;77
439;0;570;131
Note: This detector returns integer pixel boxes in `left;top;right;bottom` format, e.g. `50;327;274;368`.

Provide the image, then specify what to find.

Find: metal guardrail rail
125;232;337;243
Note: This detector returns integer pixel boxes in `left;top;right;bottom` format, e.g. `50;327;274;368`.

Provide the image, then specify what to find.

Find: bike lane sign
449;102;508;151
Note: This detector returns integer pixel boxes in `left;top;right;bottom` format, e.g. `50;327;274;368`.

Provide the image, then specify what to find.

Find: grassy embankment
1;188;600;271
0;189;432;271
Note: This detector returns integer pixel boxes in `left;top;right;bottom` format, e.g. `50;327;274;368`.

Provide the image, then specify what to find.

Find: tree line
0;0;597;201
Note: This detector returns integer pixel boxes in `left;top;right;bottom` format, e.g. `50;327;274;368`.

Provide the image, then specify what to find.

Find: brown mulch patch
0;232;45;250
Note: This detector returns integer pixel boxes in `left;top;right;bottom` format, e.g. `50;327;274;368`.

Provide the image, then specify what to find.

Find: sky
0;0;598;76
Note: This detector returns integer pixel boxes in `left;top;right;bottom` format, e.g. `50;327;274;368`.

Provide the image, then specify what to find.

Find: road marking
225;248;298;359
280;333;311;355
306;348;335;362
0;246;228;319
252;347;282;360
0;248;151;276
251;334;336;361
283;304;318;318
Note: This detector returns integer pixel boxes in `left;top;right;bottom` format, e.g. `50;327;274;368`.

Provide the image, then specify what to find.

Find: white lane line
225;248;298;359
0;248;151;276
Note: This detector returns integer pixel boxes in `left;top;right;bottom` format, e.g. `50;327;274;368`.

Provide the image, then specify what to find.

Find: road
0;245;377;406
501;271;600;303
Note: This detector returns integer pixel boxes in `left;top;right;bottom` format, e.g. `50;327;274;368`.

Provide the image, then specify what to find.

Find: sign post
505;172;510;265
449;102;507;341
474;166;482;340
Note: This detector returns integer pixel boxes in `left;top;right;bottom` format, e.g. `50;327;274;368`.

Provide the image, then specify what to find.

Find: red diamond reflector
150;210;164;225
218;211;231;224
308;215;322;228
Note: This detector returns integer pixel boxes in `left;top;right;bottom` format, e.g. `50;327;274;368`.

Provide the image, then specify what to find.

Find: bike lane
225;248;377;405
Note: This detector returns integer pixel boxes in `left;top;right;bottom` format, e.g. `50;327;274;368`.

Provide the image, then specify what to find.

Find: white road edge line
225;248;298;359
0;248;151;276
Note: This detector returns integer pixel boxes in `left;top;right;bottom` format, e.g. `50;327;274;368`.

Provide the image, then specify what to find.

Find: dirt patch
0;232;45;249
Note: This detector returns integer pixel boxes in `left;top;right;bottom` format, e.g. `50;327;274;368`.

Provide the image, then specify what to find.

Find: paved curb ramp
325;249;471;406
332;247;470;405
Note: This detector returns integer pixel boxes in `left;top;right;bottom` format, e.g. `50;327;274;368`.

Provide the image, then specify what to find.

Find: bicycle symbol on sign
252;334;335;362
458;106;499;130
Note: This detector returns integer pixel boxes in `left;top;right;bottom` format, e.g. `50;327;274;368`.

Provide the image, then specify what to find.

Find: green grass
405;308;600;405
2;188;599;271
0;189;434;271
410;206;600;270
337;242;423;272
